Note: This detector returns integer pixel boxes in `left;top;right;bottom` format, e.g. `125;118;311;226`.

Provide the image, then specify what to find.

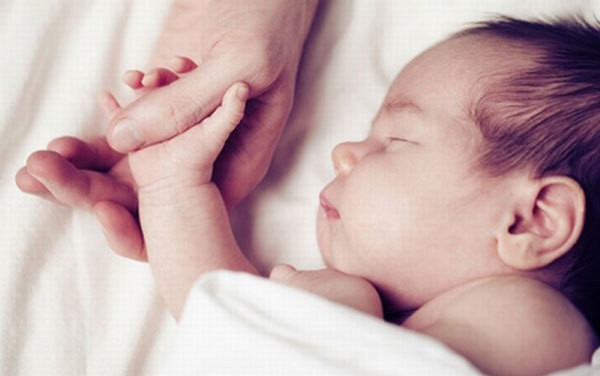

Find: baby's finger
47;136;124;171
122;70;144;89
141;68;179;88
200;82;249;146
94;201;147;262
168;56;198;74
98;91;123;119
26;150;137;211
269;264;298;283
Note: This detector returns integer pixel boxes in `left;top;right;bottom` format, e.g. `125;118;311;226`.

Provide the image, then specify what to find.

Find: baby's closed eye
386;137;419;147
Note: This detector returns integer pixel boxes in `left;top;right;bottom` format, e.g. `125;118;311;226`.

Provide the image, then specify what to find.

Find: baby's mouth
319;193;340;220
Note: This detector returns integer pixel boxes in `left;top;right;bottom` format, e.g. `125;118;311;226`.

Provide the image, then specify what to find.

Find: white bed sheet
1;0;599;375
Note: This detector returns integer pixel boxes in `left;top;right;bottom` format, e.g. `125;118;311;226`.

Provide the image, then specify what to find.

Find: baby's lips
319;192;340;220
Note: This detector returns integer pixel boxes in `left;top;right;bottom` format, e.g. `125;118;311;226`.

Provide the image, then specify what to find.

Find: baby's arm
103;81;256;320
270;265;383;318
139;178;257;320
143;85;257;320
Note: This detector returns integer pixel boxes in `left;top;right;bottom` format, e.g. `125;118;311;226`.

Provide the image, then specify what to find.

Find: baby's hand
269;265;384;318
101;60;249;194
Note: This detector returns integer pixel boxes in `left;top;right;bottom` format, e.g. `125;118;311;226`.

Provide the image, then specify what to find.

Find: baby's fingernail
236;84;249;100
111;118;144;151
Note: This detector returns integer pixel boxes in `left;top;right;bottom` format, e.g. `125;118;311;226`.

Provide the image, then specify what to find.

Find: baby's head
317;16;600;332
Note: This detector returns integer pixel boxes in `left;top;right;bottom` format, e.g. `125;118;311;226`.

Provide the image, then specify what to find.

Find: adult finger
26;150;137;211
16;166;79;206
106;56;242;153
15;166;50;194
47;136;124;170
94;201;147;262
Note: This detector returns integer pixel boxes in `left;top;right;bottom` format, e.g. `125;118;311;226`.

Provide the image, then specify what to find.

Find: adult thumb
107;59;237;153
94;201;147;262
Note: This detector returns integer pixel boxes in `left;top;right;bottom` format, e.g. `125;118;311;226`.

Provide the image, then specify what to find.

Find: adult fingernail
111;118;144;151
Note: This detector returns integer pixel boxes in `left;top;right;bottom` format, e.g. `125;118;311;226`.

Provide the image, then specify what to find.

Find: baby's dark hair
456;16;600;335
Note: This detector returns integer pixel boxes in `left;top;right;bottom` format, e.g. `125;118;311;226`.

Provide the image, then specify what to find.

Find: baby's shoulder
441;275;588;328
421;276;598;375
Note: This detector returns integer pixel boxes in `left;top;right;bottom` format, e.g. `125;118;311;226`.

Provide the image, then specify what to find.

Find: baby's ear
496;176;585;270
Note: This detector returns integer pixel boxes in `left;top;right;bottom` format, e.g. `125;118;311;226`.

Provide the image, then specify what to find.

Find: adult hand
15;135;147;261
108;0;320;207
16;0;319;263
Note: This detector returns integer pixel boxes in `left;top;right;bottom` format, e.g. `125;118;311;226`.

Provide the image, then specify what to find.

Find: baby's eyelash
388;137;419;145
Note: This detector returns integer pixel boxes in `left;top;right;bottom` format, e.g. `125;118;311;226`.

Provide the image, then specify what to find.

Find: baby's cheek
342;174;413;254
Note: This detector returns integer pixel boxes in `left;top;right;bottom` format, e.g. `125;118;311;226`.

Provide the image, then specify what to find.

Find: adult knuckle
187;96;207;126
174;93;211;136
163;101;189;135
255;52;280;83
237;40;282;85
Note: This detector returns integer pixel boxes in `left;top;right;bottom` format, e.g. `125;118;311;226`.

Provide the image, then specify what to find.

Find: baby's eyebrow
370;97;424;127
384;98;422;115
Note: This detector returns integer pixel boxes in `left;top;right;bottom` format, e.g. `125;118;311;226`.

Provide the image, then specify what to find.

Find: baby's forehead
379;40;481;123
382;35;531;127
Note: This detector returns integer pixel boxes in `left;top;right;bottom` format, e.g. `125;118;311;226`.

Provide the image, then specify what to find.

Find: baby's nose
331;141;361;175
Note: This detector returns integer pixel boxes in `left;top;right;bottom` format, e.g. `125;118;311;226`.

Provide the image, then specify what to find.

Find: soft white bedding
164;271;600;375
2;0;599;374
162;271;480;375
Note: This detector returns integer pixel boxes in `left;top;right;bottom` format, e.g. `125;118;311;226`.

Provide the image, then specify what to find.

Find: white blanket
164;271;600;375
2;0;599;374
162;271;480;375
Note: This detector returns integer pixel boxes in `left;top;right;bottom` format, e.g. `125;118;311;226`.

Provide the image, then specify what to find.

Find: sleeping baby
17;16;600;375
